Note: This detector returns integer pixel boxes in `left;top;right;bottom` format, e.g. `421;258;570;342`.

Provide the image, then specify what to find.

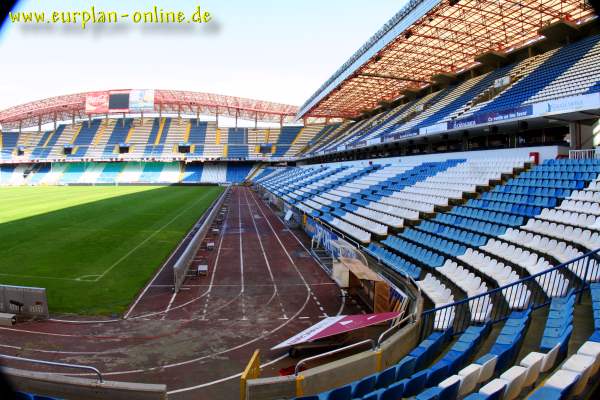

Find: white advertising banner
419;122;448;135
129;89;155;112
532;92;600;116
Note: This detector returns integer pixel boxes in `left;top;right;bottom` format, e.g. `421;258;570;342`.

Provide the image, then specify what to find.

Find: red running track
0;186;358;399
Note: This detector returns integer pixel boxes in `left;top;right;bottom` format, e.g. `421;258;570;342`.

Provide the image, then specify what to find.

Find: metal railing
419;247;600;340
376;314;414;349
294;339;375;376
569;148;600;159
0;354;103;382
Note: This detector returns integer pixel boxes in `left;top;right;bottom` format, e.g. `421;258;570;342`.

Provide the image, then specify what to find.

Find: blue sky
0;0;406;112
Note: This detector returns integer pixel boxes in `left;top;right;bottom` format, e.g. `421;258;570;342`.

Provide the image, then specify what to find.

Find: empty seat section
226;164;253;183
103;118;133;156
182;163;203;183
69;119;102;157
139;162;164;183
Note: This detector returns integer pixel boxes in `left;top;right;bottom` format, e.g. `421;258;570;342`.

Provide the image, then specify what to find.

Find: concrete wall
246;293;424;400
4;367;167;400
246;320;421;400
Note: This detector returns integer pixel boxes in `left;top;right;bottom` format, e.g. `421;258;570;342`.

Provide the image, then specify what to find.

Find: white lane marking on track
166;354;289;395
1;190;345;392
51;188;314;379
161;292;178;320
150;283;337;288
0;343;111;355
263;192;346;318
244;188;286;320
238;192;246;321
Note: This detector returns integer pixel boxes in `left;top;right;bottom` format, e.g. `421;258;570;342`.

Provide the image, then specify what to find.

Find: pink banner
272;312;400;350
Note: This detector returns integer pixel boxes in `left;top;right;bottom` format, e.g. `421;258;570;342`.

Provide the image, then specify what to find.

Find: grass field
0;185;224;315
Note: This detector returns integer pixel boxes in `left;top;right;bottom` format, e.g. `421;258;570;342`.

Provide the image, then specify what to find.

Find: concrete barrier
245;295;424;400
4;366;167;400
173;186;230;292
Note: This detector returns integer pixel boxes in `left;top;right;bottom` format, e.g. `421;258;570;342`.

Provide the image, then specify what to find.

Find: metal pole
0;354;103;383
294;339;375;376
376;315;414;349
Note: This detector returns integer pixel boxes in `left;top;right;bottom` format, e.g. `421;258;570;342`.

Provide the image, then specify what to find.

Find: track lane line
244;188;286;319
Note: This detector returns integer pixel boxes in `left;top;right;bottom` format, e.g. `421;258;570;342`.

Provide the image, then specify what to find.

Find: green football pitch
0;185;224;315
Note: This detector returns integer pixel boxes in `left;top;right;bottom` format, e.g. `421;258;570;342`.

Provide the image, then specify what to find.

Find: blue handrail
419;246;600;338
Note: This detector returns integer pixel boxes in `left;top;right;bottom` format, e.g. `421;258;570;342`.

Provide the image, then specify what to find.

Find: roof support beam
357;73;431;84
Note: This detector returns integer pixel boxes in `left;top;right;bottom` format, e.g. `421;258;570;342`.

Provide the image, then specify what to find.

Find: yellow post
240;350;261;400
154;117;167;145
184;120;192;142
290;127;305;146
223;144;229;157
215;128;221;144
69;123;84;145
125;126;135;143
295;374;304;397
375;349;383;372
43;129;56;147
93;122;108;146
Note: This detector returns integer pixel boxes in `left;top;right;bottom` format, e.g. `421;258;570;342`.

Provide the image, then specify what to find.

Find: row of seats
418;310;530;400
383;236;445;268
500;228;583;264
294;330;453;400
321;214;371;243
467;198;543;218
435;213;508;237
416;274;455;330
437;260;492;322
538;208;600;229
419;221;489;248
301;36;599;158
526;286;600;398
560;200;600;216
3;121;320;162
298;325;491;400
495;184;572;199
366;244;422;280
480;238;569;297
450;206;524;227
2;162;255;185
401;229;467;257
457;249;529;310
523;218;599;251
480;191;558;208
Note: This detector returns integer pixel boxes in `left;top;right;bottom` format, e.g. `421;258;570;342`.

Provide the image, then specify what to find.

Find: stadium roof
297;0;597;120
0;90;299;130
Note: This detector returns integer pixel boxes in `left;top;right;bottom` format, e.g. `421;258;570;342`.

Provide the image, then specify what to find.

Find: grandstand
2;0;600;400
